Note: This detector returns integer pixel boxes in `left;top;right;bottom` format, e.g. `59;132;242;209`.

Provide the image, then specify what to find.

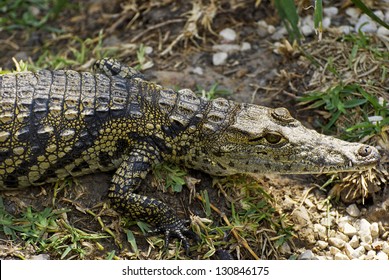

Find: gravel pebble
191;66;204;76
278;242;291;255
341;223;357;237
370;222;380;238
344;243;355;258
346;204;360;217
294;206;312;226
314;223;327;239
372;240;384;250
240;42;251;51
329;237;346;249
219;28;237;42
355;14;378;33
382;242;389;254
330;246;341;255
212;52;228;66
212;44;241;53
320;216;335;227
358;219;371;232
317;240;328;250
349;235;360;249
322;17;331;29
323;7;338;17
298;250;317;260
376;251;389;260
334;252;349;260
366;250;376;260
377;26;389;36
352;246;366;259
360;242;372;251
30;254;50;260
345;7;361;21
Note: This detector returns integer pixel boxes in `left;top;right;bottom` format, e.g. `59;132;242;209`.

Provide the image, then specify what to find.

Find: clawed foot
147;220;199;255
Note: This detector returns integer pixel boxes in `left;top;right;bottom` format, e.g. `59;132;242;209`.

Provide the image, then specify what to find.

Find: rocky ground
0;0;388;260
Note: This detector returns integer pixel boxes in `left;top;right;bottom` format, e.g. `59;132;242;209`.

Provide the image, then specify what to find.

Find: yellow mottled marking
0;131;10;142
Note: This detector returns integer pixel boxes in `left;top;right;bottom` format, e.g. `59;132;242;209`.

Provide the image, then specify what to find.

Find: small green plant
0;0;70;32
135;44;154;71
299;83;388;141
153;163;187;193
195;83;230;100
0;196;109;259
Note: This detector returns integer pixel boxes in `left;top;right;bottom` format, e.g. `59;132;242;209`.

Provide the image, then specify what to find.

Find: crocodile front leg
109;148;195;254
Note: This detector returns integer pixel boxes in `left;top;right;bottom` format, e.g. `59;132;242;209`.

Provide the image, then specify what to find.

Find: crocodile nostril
358;145;372;157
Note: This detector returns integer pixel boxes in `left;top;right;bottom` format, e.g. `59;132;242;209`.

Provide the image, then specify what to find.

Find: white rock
334;252;349;260
322;17;331;29
344;243;355;258
257;20;276;36
366;250;376;260
323;7;338;17
355;14;377;33
271;27;287;40
301;24;314;36
360;234;373;244
338;25;353;34
351;246;366;259
303;198;315;208
346;7;361;19
144;46;153;54
320;217;335;227
370;222;380;238
212;44;241;53
278;242;291;255
330;246;341;255
299;250;317;260
360;242;372;251
358;219;371;232
368;115;384;124
374;10;385;20
329;237;346;249
212;52;228;66
219;28;236;42
372;240;384;250
295;206;312;225
376;251;389;260
267;25;276;34
377;26;389;36
346;204;360;217
336;232;350;242
382;242;389;254
314;223;327;239
317;240;328;250
240;42;251;51
349;235;360;249
341;223;357;236
191;66;203;76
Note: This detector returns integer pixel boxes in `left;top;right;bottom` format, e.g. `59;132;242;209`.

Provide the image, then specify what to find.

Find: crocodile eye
264;132;283;144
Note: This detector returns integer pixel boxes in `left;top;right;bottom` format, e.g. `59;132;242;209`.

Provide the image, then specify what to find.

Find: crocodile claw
148;220;199;255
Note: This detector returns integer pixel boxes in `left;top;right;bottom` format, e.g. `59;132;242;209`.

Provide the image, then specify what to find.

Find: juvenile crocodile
0;58;380;253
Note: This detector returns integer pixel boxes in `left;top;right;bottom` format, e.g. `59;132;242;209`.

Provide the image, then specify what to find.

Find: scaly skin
0;58;380;253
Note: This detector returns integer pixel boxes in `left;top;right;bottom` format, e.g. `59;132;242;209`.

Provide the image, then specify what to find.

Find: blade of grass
274;0;302;43
351;0;389;30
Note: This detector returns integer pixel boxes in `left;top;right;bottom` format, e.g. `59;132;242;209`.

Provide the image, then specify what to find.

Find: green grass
298;31;388;141
0;0;70;32
0;196;109;259
195;83;231;100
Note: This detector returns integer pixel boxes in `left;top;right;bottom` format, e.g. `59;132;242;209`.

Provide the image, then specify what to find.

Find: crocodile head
204;104;380;176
